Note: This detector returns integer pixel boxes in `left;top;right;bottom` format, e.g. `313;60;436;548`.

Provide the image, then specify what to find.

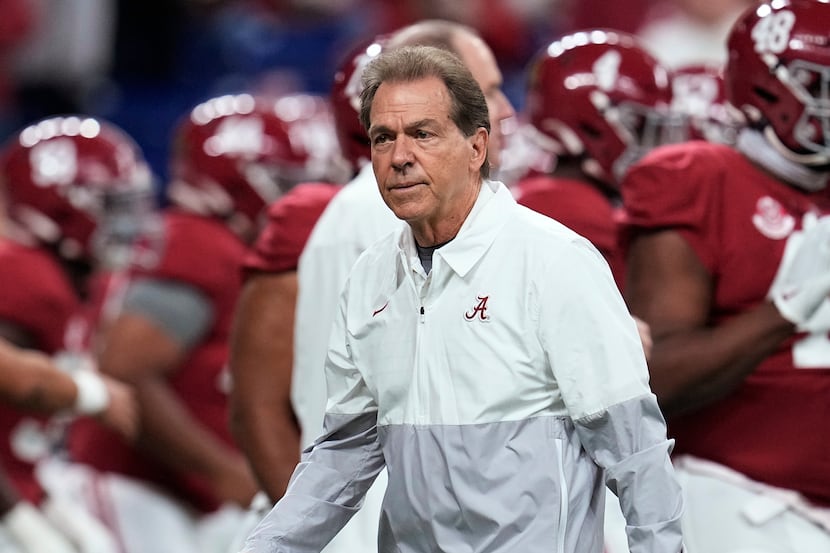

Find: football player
516;29;683;289
0;114;153;553
225;76;360;553
621;1;830;550
227;90;354;509
58;93;335;553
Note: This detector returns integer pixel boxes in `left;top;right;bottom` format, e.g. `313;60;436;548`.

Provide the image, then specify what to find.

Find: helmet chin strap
736;128;830;192
764;126;830;167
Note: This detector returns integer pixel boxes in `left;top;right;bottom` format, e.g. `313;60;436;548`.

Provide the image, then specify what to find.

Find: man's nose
391;136;414;170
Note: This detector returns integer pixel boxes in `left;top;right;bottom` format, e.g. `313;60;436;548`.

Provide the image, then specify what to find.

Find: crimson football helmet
167;92;349;238
726;0;830;166
672;64;742;145
0;115;156;266
525;29;683;187
330;37;384;173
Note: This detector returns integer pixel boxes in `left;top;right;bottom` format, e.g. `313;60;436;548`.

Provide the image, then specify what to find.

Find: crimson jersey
513;175;625;289
0;239;79;504
69;211;248;512
242;182;341;276
622;140;830;505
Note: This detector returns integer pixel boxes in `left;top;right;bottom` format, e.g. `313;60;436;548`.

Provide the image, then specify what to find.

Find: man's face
453;34;514;168
368;76;487;234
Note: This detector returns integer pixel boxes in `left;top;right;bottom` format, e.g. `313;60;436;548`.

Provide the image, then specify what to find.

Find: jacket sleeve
240;287;385;553
539;238;684;553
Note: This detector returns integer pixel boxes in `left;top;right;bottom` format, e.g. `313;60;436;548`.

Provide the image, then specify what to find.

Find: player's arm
0;460;82;553
0;336;138;439
229;271;301;502
0;337;77;412
624;229;794;416
98;278;257;507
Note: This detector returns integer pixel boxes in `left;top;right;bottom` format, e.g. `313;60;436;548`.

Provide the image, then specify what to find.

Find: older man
230;19;516;553
241;45;683;553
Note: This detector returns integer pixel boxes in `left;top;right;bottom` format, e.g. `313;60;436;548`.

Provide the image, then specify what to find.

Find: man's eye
415;130;430;139
373;134;389;145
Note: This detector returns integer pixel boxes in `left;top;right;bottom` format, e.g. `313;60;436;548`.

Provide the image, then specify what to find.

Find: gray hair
359;45;491;178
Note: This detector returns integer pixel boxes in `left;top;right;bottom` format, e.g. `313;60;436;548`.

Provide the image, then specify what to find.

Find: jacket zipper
555;438;569;553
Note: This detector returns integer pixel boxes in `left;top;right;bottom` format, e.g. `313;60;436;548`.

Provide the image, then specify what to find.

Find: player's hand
1;501;79;553
42;495;119;553
96;376;139;441
211;455;259;508
769;215;830;327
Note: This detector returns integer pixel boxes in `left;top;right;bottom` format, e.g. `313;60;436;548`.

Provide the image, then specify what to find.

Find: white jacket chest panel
346;242;562;427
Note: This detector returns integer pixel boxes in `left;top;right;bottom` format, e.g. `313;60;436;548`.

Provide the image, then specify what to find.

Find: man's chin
390;206;423;223
385;198;427;223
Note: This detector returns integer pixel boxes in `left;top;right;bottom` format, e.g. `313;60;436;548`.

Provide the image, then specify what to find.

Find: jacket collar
397;180;514;278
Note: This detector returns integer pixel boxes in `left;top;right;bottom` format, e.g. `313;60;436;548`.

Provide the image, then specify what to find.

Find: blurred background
0;0;749;187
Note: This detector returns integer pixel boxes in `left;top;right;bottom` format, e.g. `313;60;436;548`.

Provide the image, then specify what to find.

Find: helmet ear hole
753;86;779;105
579;123;602;140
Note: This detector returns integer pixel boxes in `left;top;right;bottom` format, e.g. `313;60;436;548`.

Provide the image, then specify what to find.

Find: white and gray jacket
243;180;683;553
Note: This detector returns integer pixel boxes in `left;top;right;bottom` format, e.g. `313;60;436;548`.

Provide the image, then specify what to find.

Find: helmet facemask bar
786;58;830;159
92;179;162;270
608;100;688;182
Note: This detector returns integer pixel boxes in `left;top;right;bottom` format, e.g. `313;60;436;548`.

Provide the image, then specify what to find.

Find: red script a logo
465;295;491;321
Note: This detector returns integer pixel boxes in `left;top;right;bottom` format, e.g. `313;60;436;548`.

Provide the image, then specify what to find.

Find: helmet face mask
92;175;162;270
788;58;830;154
726;0;830;166
608;99;689;181
671;64;743;146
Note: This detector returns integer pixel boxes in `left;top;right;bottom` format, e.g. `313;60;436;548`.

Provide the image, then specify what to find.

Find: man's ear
469;127;489;172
